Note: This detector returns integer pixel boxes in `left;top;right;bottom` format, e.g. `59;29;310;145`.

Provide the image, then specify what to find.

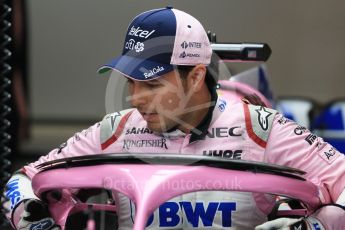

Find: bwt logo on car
133;201;237;228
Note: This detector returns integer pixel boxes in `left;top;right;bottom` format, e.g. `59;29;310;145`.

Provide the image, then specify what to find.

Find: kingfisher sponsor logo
143;66;165;79
131;201;237;228
5;178;22;210
203;150;242;159
123;138;168;150
125;127;153;135
128;26;155;38
206;127;242;138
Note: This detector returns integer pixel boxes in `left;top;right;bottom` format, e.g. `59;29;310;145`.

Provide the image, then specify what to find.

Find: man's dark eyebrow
147;79;161;83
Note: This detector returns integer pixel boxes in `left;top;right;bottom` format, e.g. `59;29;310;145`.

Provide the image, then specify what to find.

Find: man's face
127;70;195;133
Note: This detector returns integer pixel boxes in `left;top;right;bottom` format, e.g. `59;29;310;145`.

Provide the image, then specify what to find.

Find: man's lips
141;112;159;122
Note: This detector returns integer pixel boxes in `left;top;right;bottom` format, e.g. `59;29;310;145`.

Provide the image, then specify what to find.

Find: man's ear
188;64;207;92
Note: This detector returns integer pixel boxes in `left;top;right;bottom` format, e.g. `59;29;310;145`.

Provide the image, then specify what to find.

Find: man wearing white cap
4;7;345;230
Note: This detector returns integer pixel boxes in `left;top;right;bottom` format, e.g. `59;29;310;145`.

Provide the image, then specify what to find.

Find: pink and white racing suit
6;96;345;229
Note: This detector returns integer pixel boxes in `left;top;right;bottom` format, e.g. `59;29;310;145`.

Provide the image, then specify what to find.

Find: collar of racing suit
161;86;218;144
189;86;218;143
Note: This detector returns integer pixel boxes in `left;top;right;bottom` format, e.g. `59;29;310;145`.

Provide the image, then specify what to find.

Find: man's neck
178;86;217;140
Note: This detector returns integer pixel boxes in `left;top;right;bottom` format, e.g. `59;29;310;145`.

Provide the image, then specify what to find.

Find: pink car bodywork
32;155;320;230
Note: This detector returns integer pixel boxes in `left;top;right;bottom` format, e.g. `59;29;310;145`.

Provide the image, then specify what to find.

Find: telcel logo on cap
128;26;156;38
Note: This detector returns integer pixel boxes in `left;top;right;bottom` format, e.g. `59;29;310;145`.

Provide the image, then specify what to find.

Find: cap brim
97;55;174;81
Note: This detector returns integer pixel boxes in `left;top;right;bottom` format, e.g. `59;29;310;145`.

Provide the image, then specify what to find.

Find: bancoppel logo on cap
143;66;165;79
128;26;155;38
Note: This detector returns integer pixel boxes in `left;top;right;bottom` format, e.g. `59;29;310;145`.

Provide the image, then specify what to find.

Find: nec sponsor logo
128;26;155;38
181;41;202;49
5;178;22;210
206;127;242;138
133;201;237;228
203;150;242;159
143;66;164;79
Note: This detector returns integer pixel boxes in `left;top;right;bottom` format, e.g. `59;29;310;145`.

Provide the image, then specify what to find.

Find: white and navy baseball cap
98;7;212;81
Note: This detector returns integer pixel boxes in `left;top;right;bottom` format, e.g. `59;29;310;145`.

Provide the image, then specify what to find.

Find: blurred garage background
1;0;345;227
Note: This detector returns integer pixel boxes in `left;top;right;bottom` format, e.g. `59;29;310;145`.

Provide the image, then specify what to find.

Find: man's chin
146;123;163;133
146;122;172;134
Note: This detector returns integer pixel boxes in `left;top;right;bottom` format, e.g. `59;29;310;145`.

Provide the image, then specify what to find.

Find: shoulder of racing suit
100;108;135;150
243;103;277;148
98;103;278;150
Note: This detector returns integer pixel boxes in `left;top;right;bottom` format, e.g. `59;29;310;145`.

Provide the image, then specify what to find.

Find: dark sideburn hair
176;65;217;93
